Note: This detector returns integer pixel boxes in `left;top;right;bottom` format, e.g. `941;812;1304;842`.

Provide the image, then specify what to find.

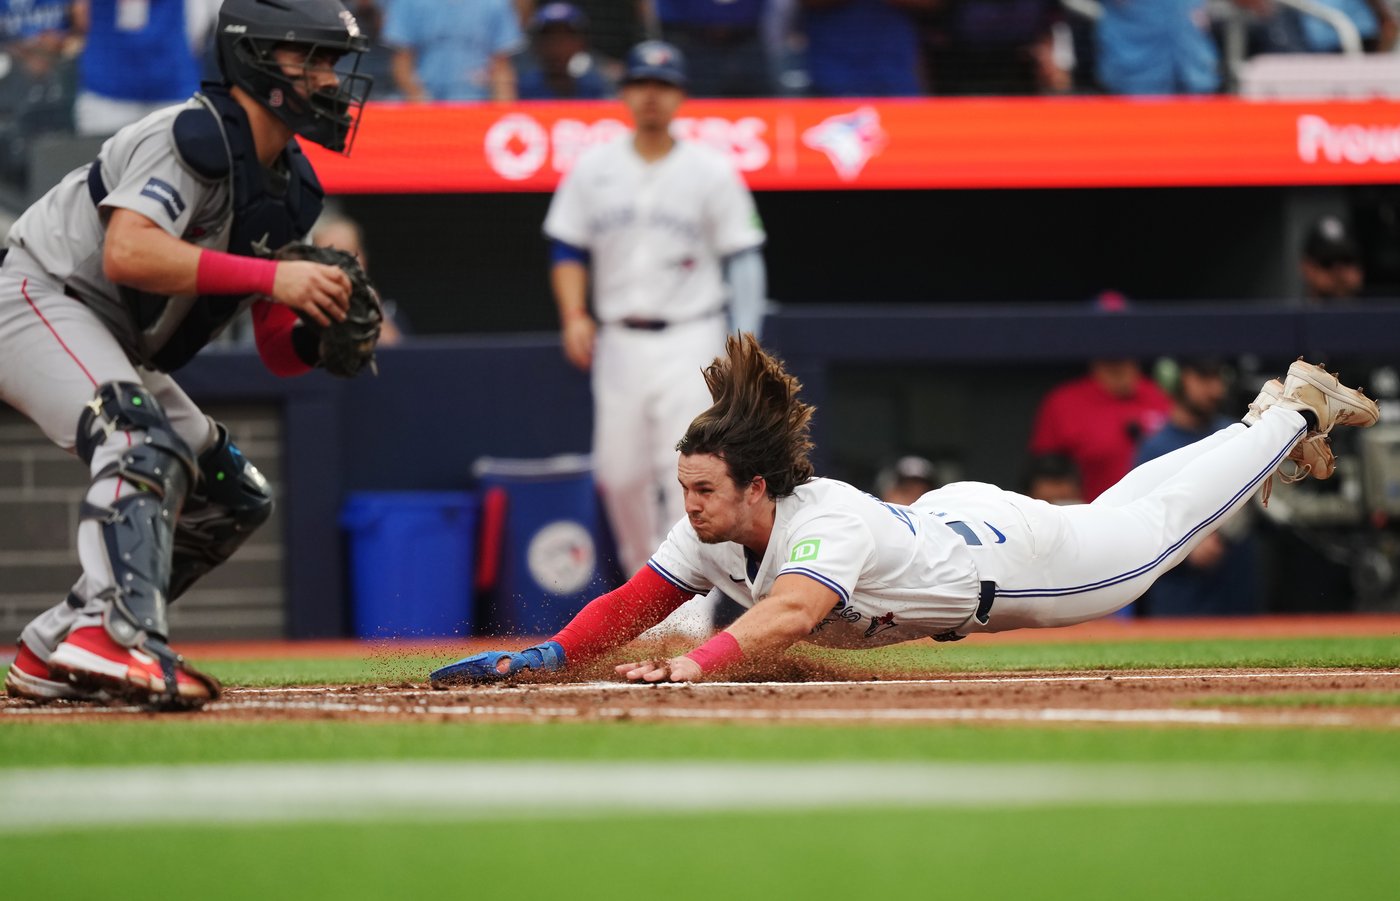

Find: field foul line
7;698;1389;728
4;760;1400;831
222;700;1399;726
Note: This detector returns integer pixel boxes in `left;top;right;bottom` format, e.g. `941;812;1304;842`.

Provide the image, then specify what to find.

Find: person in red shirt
1028;358;1171;502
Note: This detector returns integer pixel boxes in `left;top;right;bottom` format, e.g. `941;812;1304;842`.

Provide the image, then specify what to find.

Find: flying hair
676;333;815;497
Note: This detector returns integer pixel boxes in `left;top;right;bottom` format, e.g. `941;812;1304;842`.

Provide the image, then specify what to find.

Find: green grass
206;636;1400;687
6;633;1400;899
3;804;1397;900
4;721;1400;769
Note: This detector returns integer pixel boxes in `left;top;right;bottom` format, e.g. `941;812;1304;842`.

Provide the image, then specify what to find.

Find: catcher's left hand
275;242;384;377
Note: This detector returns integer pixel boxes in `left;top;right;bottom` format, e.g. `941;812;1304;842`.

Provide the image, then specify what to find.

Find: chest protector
114;83;325;371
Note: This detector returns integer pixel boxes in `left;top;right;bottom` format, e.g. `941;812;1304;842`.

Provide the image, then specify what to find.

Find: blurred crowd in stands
3;1;1397;195
3;1;1398;130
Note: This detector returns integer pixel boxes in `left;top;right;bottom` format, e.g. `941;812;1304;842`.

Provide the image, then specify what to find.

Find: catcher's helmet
622;40;686;88
216;0;372;154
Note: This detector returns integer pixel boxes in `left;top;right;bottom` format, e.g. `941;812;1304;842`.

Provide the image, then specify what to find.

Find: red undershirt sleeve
251;299;315;377
549;565;694;664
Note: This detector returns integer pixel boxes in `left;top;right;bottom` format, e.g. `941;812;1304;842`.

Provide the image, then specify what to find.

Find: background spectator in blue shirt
801;0;936;97
1096;0;1224;95
72;0;216;136
384;0;524;101
646;0;772;97
1;0;73;80
0;0;76;186
1291;0;1397;53
517;2;614;99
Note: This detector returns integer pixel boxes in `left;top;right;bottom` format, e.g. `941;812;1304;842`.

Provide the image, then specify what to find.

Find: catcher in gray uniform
1;0;380;709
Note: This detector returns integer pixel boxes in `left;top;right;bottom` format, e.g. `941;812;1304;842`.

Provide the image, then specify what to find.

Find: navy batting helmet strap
216;0;373;154
623;40;686;88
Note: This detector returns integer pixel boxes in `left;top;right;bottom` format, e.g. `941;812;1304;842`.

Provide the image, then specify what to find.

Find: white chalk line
213;699;1400;727
3;761;1399;832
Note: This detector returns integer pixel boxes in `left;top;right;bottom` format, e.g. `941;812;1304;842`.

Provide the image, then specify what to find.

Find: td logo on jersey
790;539;822;563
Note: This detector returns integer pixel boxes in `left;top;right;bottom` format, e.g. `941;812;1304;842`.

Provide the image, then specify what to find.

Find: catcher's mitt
275;242;383;378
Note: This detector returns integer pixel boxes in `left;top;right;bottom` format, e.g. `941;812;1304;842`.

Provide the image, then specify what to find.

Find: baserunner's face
274;45;342;98
678;453;755;545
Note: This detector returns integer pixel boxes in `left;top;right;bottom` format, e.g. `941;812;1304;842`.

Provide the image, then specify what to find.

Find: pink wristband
196;249;278;297
684;631;745;674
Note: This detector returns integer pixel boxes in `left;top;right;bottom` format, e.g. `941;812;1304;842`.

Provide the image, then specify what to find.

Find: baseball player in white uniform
1;0;373;708
431;335;1379;685
543;40;766;633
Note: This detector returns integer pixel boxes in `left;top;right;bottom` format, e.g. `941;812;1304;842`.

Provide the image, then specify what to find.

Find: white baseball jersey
649;408;1312;644
649;478;986;648
542;135;765;324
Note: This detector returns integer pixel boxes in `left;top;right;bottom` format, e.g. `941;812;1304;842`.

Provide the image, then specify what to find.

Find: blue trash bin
340;491;479;639
473;455;614;635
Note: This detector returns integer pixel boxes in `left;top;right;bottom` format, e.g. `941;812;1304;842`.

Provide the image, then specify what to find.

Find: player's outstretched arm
429;565;693;685
616;574;837;683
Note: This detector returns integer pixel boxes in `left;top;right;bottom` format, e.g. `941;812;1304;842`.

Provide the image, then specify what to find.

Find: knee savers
169;421;275;600
76;382;196;645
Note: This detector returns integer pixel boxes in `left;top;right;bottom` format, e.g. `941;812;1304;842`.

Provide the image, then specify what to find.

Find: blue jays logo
640;45;676;67
802;107;887;182
864;612;898;639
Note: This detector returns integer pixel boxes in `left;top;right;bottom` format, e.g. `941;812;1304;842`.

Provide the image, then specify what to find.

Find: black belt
976;580;995;625
933;519;998;641
614;309;724;331
619;317;669;331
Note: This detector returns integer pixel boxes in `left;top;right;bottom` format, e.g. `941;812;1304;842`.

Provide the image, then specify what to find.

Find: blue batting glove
429;641;566;684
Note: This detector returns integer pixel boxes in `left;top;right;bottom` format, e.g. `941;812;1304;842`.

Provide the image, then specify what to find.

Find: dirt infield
4;616;1399;726
5;669;1399;728
209;668;1400;728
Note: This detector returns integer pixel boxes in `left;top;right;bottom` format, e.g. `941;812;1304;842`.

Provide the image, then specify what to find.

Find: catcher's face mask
216;0;374;155
236;39;373;154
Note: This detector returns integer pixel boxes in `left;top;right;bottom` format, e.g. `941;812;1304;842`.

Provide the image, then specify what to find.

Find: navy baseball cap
531;2;588;32
1303;215;1360;265
623;40;687;88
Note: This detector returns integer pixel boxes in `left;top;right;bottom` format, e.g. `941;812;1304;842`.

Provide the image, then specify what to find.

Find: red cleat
4;642;104;703
48;626;221;710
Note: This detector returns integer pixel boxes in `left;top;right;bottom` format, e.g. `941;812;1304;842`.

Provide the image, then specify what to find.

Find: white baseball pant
927;407;1306;633
0;270;216;656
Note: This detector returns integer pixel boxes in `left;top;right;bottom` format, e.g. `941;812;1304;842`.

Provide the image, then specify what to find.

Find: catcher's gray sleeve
724;247;767;338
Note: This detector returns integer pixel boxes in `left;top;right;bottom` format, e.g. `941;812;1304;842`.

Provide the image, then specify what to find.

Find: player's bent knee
75;383;197;644
76;381;196;499
169;422;274;600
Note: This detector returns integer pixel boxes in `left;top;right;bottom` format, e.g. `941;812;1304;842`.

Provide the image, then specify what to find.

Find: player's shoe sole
1278;359;1380;432
48;627;220;710
3;642;112;703
1244;378;1336;483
